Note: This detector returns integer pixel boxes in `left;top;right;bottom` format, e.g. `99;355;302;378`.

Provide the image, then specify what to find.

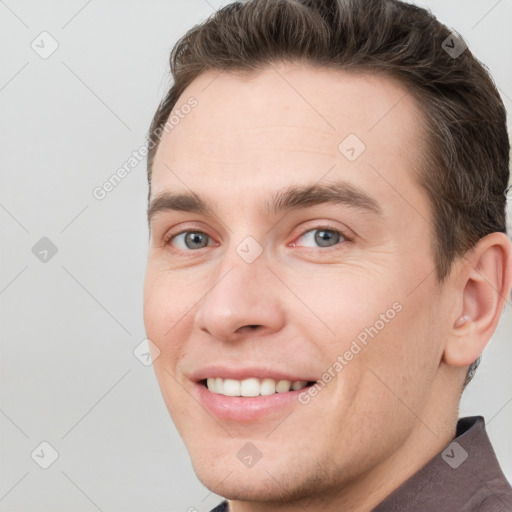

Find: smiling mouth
200;377;317;397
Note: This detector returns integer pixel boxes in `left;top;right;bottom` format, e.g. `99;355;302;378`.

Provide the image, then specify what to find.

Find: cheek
142;282;166;335
356;293;441;414
288;268;399;352
294;266;438;402
143;272;190;379
143;274;192;428
143;267;190;339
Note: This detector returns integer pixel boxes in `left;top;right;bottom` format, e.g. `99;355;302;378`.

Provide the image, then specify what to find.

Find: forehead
150;63;430;224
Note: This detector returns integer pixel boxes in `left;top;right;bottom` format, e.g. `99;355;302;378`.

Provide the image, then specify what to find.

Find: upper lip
190;365;317;383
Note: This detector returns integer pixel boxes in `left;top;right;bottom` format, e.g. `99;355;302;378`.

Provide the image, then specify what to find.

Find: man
142;0;512;510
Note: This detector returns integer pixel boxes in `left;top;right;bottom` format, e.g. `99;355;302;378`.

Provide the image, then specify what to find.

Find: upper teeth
206;377;309;397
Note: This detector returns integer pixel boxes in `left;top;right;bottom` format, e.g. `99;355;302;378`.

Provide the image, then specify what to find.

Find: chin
190;448;336;507
194;469;295;503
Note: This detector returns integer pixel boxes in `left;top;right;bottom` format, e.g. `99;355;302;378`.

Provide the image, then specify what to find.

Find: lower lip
193;381;311;422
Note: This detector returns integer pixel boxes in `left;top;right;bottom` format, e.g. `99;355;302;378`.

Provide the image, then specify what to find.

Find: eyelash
162;224;351;253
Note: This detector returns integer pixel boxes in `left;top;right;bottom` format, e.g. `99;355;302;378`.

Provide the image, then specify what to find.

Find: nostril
238;325;260;331
235;324;261;335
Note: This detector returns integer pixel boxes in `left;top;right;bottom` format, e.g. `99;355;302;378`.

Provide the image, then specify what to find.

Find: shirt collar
372;415;511;511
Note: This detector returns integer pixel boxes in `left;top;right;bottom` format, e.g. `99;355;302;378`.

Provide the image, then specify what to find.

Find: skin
143;62;512;512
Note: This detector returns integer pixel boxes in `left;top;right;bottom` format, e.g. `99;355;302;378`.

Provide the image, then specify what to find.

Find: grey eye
297;228;345;248
173;231;210;250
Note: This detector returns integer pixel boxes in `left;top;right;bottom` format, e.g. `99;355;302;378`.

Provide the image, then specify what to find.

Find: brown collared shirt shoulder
372;416;512;511
209;416;512;512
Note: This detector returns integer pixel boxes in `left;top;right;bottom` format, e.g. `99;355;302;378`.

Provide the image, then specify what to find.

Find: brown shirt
209;416;512;511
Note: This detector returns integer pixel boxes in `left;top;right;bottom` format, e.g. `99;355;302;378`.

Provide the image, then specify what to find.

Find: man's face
143;63;455;503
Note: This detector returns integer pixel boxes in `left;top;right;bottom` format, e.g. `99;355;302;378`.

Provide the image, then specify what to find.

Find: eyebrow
147;180;382;225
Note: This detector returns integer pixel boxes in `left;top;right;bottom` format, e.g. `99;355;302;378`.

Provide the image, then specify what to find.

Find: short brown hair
146;0;510;387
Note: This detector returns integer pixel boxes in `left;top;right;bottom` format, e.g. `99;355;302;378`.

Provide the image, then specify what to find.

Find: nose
194;250;286;343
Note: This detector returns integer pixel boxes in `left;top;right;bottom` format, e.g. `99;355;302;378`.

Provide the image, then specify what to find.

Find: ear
443;232;512;368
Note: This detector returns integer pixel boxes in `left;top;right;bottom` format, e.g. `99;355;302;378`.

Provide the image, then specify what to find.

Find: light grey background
1;1;511;511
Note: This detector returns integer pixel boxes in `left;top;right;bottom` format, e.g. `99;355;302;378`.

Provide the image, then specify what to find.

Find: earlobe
443;232;512;368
